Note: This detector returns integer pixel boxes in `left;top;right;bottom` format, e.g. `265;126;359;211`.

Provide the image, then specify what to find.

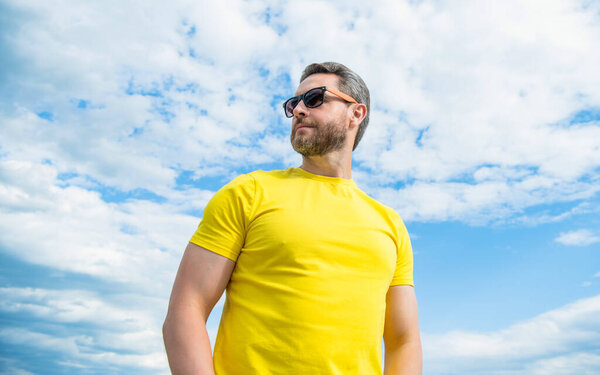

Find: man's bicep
167;242;236;319
383;285;420;347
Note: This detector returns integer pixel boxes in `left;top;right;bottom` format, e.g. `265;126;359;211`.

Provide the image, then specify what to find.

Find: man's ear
348;103;367;129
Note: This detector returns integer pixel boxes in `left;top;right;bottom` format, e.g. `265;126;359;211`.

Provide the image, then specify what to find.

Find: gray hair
300;62;370;151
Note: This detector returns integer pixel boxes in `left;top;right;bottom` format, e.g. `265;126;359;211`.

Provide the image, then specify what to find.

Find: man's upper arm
167;242;236;319
383;285;420;347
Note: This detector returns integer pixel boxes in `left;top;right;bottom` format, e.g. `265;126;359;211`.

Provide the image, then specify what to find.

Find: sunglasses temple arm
327;88;358;104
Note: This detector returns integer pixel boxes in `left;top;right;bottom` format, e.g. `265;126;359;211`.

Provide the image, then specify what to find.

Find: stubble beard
290;120;347;157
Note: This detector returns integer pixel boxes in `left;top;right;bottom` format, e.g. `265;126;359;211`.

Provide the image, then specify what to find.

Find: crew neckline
293;167;356;186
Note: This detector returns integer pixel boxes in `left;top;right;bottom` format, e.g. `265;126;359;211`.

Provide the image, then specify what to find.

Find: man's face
289;74;350;156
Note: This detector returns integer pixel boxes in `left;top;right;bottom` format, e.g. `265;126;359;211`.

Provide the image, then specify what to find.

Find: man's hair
300;62;370;151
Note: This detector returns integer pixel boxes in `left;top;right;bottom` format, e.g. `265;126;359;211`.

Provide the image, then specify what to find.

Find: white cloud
0;327;166;370
555;229;600;246
0;0;288;193
0;287;154;329
0;357;35;375
511;201;600;226
375;177;600;224
0;160;200;293
423;294;600;374
523;352;600;375
0;287;168;371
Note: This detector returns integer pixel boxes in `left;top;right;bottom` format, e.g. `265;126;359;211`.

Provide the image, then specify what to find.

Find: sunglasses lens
304;88;323;108
284;97;299;117
283;88;325;117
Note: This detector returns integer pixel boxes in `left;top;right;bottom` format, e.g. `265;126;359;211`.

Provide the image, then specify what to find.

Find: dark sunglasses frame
283;86;358;118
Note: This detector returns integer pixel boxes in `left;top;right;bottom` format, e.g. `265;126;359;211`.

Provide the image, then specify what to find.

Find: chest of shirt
238;186;398;283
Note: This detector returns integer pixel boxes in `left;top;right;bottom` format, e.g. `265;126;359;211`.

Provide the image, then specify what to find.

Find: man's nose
293;100;308;118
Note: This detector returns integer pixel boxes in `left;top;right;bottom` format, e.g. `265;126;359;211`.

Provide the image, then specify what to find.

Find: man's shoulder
352;185;404;222
247;168;295;178
220;168;294;191
244;168;298;185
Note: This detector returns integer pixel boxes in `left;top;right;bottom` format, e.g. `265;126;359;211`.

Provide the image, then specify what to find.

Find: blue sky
1;0;600;374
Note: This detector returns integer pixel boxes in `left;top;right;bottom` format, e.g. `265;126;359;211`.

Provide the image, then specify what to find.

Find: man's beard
290;120;347;156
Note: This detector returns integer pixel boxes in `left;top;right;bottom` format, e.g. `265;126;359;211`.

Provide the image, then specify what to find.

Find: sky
0;0;599;374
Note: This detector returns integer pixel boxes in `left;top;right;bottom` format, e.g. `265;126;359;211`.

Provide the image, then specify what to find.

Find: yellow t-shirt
190;167;413;375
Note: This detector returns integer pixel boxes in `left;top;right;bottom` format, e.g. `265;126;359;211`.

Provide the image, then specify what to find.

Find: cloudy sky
1;0;599;374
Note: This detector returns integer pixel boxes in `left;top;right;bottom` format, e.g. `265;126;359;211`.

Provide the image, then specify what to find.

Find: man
163;62;422;375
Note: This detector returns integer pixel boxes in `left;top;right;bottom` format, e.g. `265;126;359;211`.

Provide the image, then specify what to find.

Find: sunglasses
283;86;358;118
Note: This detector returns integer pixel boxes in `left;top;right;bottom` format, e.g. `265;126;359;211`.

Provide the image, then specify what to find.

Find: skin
163;242;234;375
163;73;422;375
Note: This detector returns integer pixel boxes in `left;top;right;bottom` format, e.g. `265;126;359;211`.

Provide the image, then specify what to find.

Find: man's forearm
163;306;215;375
383;340;423;375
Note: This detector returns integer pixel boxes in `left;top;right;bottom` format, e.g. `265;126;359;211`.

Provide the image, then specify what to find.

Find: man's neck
299;150;353;179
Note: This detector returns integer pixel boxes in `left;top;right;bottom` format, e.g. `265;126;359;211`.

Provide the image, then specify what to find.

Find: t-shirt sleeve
189;174;255;262
390;213;414;287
